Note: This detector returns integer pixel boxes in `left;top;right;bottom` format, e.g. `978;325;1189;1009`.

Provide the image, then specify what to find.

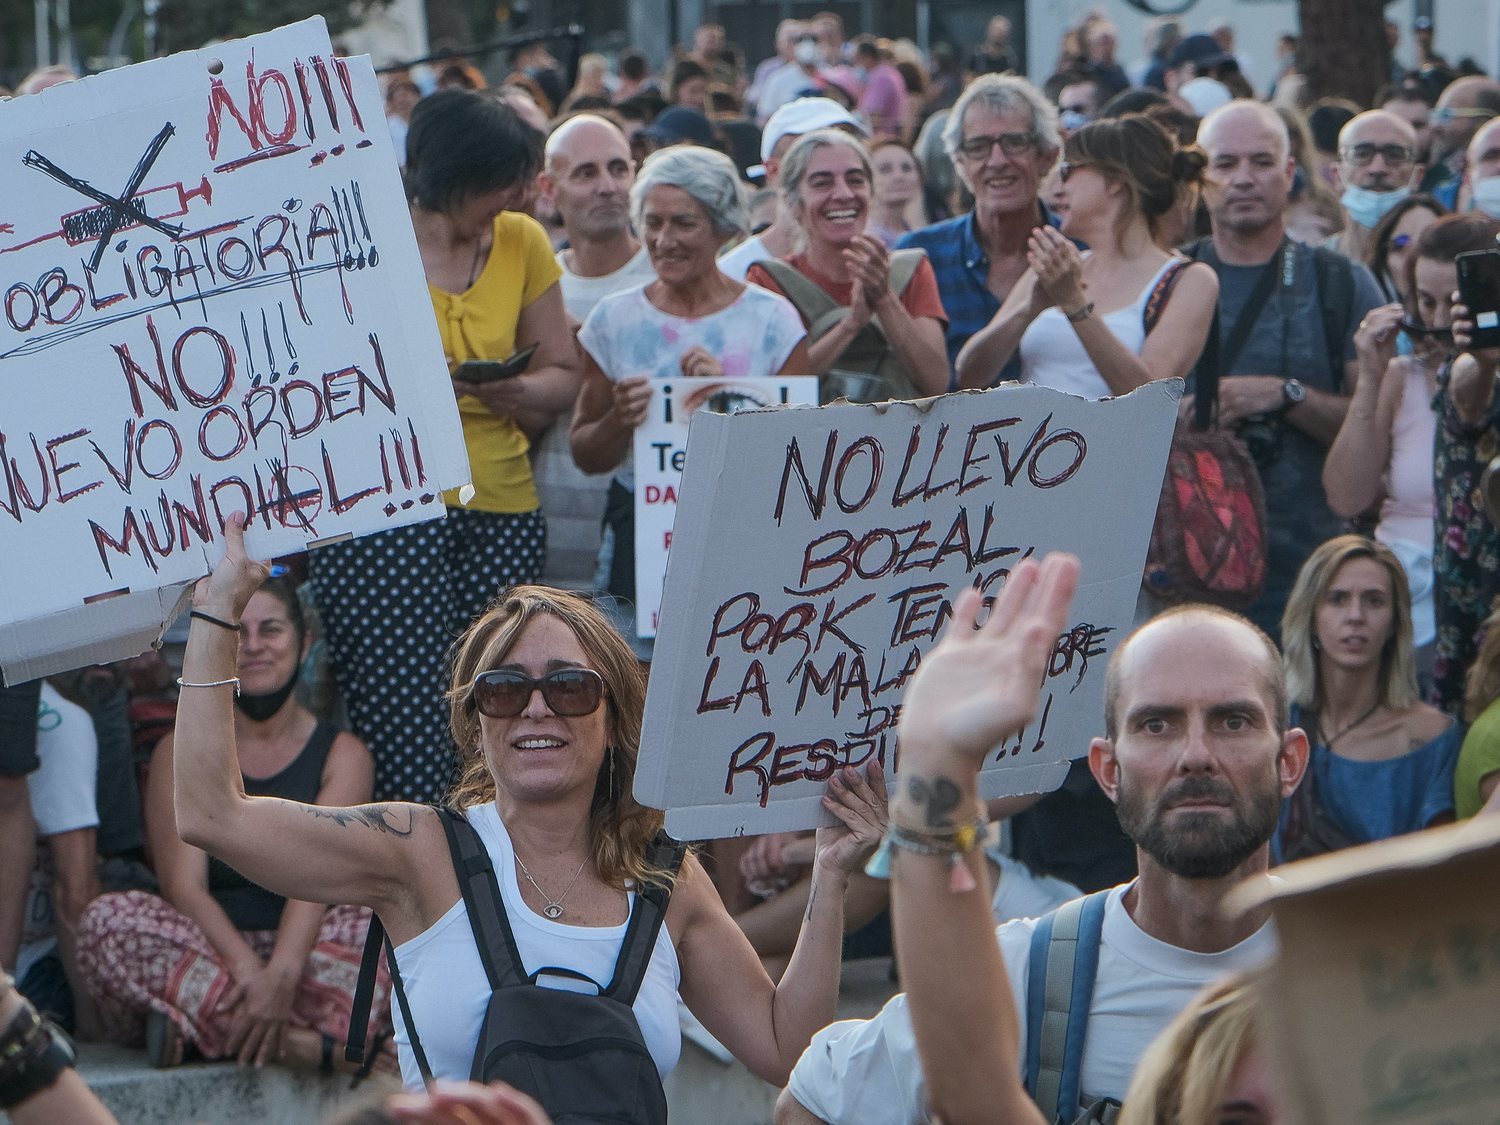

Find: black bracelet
189;609;242;633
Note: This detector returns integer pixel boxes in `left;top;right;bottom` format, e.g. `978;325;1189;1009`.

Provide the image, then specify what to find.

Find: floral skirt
77;890;390;1058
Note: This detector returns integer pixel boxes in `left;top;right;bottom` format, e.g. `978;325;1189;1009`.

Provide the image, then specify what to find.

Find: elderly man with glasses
895;74;1063;381
1420;76;1500;209
1328;109;1420;264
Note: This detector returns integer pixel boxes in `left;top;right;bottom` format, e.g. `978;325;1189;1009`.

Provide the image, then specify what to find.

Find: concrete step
60;1043;398;1124
14;958;898;1125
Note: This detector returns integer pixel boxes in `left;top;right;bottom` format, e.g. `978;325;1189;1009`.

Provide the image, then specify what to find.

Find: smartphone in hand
1456;249;1500;350
454;343;538;384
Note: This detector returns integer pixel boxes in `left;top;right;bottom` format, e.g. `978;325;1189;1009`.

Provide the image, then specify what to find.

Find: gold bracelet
176;676;241;696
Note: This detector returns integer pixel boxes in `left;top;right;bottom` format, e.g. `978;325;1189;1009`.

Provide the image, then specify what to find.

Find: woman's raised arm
172;516;440;924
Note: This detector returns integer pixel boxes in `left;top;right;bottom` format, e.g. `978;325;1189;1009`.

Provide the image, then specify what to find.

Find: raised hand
1026;227;1086;313
194;512;271;621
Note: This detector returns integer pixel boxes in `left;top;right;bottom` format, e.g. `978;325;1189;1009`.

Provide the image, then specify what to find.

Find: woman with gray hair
570;144;810;651
748;129;950;402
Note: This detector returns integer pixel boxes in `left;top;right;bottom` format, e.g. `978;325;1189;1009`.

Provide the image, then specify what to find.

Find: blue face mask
1341;183;1410;229
1060;110;1091;133
1473;176;1500;219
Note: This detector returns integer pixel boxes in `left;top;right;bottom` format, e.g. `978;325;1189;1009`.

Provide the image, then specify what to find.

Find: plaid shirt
896;203;1061;387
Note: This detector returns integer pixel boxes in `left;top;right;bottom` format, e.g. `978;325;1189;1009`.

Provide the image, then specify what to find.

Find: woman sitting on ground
1274;535;1460;861
78;580;388;1074
747;128;950;403
955;114;1217;397
168;517;885;1108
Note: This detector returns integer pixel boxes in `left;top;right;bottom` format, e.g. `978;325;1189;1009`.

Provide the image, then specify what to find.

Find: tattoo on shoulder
905;777;961;828
307;804;416;837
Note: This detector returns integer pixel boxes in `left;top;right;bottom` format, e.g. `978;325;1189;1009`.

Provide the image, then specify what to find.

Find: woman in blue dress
1275;534;1461;861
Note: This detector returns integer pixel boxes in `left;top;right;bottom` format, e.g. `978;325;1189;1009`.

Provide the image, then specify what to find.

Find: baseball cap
641;106;719;148
759;96;868;163
1168;33;1232;71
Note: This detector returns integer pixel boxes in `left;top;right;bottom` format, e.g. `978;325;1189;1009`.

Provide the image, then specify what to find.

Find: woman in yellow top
308;89;581;803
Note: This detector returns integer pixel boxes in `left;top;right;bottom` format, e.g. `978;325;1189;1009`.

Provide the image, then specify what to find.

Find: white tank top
388;803;683;1091
1017;256;1178;399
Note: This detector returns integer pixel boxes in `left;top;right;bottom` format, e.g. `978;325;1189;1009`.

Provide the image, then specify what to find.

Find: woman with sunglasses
76;577;388;1075
1324;213;1493;682
168;517;887;1104
1367;193;1446;303
954;114;1217;397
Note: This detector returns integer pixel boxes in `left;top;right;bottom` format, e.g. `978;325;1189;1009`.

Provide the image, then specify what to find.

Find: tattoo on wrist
905;777;961;827
307;804;415;836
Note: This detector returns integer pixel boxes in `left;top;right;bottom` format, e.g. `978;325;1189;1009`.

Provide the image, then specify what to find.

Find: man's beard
1115;770;1282;879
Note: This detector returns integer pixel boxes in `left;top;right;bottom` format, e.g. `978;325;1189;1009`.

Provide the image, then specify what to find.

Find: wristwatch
1281;378;1307;411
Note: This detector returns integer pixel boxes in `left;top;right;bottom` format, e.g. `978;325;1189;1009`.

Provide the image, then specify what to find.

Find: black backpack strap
438;806;530;991
1311;246;1356;392
345;910;435;1086
606;833;687;1005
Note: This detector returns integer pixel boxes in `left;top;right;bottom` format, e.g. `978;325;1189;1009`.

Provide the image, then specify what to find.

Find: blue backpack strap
1023;890;1112;1122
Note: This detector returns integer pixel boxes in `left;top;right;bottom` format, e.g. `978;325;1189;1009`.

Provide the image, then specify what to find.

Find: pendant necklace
514;852;589;920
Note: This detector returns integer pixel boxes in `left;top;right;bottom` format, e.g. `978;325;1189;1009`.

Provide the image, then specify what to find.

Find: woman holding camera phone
1434;213;1500;714
308;90;581;803
1323;214;1488;683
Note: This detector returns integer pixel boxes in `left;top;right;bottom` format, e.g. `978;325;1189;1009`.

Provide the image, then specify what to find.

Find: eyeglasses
470;668;606;718
1400;319;1454;342
1390;233;1414;250
1432;106;1498;124
957;131;1036;161
1340;142;1415;166
1057;160;1091;184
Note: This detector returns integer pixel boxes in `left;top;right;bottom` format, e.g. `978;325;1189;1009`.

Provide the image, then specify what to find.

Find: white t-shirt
577;282;805;489
786;883;1278;1123
389;803;683;1092
1017;257;1177;400
18;684;100;979
717;234;770;282
557;246;657;326
533;245;659;589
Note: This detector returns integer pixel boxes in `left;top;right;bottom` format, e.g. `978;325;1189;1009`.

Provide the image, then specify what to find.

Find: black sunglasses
1401;319;1454;341
470;668;606;718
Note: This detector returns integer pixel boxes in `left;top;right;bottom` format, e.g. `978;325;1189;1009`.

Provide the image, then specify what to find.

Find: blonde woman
1275;535;1460;861
1119;976;1279;1125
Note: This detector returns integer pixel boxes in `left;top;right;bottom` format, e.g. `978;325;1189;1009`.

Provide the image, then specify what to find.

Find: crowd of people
6;7;1500;1123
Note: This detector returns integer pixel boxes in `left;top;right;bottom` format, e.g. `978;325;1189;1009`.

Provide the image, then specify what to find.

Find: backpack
1023;890;1121;1125
757;249;928;404
1138;256;1268;610
348;808;687;1124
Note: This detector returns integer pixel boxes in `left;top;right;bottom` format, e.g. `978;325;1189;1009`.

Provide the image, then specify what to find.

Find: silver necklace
514;852;588;920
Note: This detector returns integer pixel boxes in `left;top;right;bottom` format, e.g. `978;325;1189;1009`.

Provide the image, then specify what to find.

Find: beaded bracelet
864;815;989;893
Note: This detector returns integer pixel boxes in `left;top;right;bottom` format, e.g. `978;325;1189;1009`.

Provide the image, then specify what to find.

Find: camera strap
1186;237;1291;430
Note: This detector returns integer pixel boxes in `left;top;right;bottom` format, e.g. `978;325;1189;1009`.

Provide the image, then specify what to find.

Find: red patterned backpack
1138;257;1268;611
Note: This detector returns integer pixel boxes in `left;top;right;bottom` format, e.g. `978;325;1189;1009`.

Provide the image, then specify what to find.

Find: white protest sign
632;376;818;638
636;382;1178;839
0;19;468;682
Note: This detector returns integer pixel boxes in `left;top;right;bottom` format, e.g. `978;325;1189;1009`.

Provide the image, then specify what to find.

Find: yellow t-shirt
434;211;563;513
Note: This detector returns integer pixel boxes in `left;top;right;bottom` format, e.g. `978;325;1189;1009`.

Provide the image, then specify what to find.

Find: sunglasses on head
470;668;606;718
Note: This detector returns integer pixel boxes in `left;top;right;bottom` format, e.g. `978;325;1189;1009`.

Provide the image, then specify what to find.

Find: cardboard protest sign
632;376;818;638
1230;819;1500;1125
636;382;1178;839
0;19;468;682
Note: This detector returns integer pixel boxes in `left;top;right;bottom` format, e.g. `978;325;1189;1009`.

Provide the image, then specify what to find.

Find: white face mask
1340;184;1410;229
1473;175;1500;219
794;40;820;66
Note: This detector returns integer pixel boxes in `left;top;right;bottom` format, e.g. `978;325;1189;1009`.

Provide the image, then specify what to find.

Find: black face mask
235;660;302;722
